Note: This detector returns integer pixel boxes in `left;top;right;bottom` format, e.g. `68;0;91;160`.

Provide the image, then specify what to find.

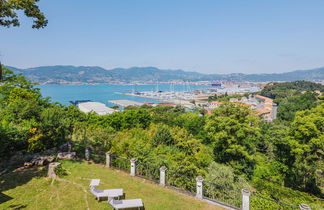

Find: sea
36;84;210;107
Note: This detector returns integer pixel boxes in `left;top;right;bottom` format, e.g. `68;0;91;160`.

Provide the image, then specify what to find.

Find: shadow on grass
0;192;13;204
0;166;46;204
8;204;27;209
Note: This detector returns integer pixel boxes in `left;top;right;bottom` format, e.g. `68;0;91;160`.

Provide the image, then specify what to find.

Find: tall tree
287;104;324;195
0;0;47;28
205;103;261;176
152;124;174;146
277;92;318;122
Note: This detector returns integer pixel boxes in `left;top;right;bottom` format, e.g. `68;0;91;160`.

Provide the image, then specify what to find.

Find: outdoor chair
108;198;144;210
89;179;123;201
90;187;124;201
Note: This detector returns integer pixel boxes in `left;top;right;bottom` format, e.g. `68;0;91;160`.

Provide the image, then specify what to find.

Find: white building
77;102;117;115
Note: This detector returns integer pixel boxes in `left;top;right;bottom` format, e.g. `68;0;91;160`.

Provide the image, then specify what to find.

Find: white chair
90;187;123;201
89;179;123;201
109;198;144;210
89;179;101;188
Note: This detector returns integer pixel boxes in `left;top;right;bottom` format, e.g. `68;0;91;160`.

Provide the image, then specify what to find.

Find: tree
148;105;186;126
95;109;151;131
253;155;288;184
0;69;80;155
204;162;250;207
260;81;324;100
286;104;324;195
257;122;292;182
27;106;70;152
0;120;27;158
277;92;318;122
0;0;47;28
175;112;206;137
0;67;35;92
171;127;213;172
152;124;174;146
0;87;43;122
205;103;261;176
206;161;250;190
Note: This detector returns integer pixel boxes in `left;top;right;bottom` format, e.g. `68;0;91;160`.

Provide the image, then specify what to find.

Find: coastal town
74;81;278;121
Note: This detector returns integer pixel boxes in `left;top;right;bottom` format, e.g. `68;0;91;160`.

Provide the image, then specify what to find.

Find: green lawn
0;160;222;210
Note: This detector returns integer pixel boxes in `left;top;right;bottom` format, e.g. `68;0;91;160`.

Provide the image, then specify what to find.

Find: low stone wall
0;143;74;173
57;152;76;160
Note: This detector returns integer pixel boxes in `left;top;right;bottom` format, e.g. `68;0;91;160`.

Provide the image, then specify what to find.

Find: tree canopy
205;103;261;176
0;0;47;28
260;81;324;101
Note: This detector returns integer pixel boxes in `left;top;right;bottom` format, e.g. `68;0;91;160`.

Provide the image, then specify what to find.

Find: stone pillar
130;158;136;176
48;162;61;179
85;148;90;161
299;204;311;210
160;166;167;186
106;152;112;168
67;142;72;152
196;176;204;200
241;189;251;210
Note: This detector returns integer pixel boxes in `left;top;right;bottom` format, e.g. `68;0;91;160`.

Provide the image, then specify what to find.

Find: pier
108;100;144;107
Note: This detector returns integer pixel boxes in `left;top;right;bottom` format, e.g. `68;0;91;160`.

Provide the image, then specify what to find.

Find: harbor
41;82;263;112
119;82;262;108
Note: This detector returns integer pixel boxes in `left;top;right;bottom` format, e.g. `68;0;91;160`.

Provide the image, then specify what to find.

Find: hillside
6;65;324;84
0;160;220;210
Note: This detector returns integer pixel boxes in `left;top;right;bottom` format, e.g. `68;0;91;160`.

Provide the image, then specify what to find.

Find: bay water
37;84;209;107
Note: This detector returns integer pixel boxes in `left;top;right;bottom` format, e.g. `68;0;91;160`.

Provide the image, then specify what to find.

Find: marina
121;83;261;106
38;83;262;111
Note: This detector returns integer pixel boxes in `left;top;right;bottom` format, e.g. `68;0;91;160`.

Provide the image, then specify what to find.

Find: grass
0;160;222;210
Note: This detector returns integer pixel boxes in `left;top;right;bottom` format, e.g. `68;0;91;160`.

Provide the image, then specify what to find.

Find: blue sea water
37;84;209;107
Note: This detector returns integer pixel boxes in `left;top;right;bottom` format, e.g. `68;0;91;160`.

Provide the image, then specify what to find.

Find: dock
108;100;144;107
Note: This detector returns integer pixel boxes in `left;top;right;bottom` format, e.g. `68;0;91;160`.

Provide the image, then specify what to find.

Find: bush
54;165;68;177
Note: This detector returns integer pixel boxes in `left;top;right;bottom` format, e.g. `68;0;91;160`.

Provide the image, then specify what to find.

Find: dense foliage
0;67;85;156
0;69;323;208
260;81;324;122
0;0;47;28
260;81;324;100
205;103;261;177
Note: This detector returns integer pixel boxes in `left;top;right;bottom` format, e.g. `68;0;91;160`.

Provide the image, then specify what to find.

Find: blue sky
1;0;324;74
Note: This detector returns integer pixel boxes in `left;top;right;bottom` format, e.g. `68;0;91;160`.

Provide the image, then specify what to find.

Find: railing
136;161;160;183
166;170;196;195
203;181;241;209
110;155;130;173
91;149;106;163
250;193;298;210
103;153;310;210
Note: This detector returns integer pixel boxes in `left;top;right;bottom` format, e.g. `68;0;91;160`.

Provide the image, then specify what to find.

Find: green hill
6;65;324;84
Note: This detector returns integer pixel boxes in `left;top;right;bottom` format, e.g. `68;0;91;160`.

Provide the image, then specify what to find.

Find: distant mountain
6;65;324;84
